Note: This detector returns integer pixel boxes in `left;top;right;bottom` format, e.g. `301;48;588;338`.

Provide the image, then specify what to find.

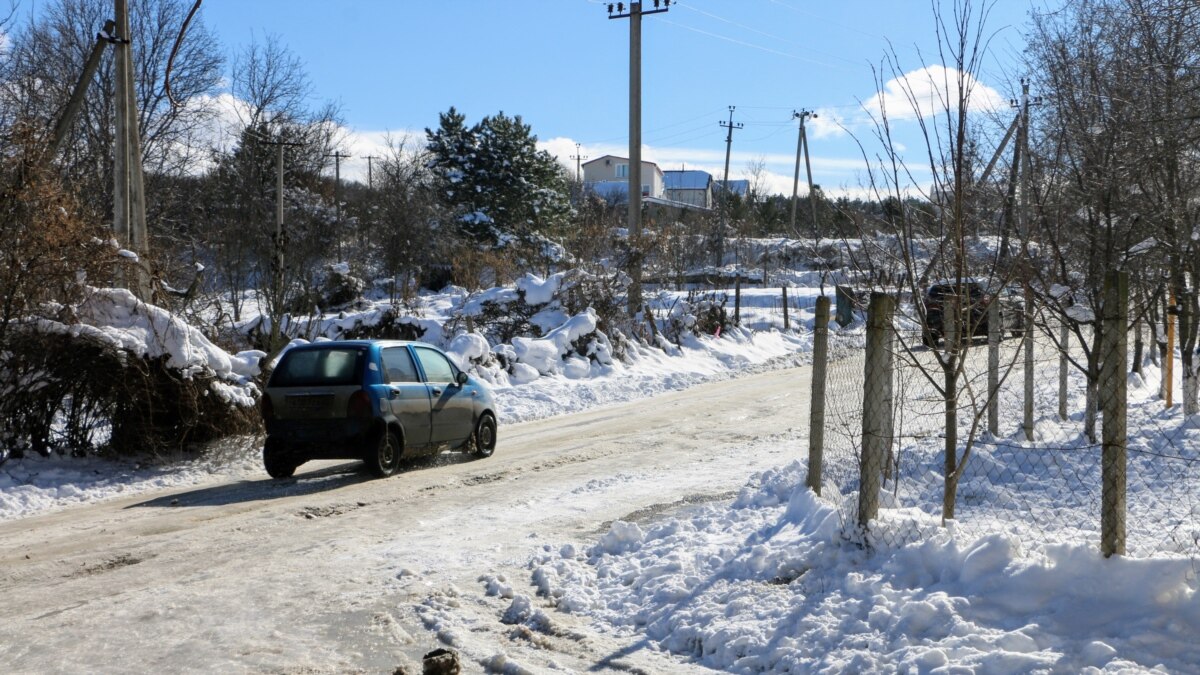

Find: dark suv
261;340;498;479
921;281;1024;347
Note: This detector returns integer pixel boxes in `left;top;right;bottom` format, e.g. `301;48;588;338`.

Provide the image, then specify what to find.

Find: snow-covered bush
288;262;367;312
658;291;732;344
0;289;262;461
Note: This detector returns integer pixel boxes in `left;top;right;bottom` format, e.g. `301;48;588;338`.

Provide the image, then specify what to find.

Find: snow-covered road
0;363;813;673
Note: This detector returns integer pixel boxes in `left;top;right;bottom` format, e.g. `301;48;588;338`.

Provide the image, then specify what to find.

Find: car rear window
271;347;363;387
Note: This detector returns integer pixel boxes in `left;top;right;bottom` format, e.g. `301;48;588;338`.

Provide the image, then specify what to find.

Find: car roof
283;339;429;351
927;278;986;288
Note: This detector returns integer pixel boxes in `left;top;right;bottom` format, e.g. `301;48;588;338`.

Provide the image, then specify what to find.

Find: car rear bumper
266;418;380;459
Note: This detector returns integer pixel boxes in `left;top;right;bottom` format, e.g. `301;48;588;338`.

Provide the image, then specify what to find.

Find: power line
675;1;860;67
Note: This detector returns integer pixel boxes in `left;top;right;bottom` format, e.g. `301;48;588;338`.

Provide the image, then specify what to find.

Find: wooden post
858;292;894;531
777;283;787;329
1024;284;1035;441
734;276;741;325
643;304;658;342
1059;318;1069;420
1100;270;1128;557
835;285;854;327
807;295;830;495
1167;289;1175;408
987;299;1000;435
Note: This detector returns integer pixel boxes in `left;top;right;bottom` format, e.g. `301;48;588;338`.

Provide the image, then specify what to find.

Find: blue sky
17;0;1055;196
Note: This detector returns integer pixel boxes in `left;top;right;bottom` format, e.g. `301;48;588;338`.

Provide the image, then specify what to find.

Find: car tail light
261;394;275;422
347;390;372;419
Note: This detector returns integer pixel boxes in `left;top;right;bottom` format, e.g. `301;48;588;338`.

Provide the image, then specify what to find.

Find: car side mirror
456;371;469;386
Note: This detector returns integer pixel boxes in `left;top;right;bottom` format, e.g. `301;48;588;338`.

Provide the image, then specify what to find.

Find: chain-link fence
808;275;1200;561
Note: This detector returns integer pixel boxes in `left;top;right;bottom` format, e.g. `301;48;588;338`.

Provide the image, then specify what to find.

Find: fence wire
810;296;1200;562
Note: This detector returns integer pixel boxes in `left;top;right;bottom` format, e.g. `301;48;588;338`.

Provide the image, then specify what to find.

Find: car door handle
430;387;442;397
388;388;400;400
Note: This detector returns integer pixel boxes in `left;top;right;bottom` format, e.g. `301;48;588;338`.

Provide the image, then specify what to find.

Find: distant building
662;170;714;209
582;155;664;201
715;179;751;199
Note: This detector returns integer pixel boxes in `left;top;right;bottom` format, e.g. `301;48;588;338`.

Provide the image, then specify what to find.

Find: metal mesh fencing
807;281;1200;561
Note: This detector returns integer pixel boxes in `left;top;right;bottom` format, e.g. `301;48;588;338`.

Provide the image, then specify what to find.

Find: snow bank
530;461;1200;672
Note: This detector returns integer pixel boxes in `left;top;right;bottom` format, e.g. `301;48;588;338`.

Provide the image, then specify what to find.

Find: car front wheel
470;413;497;458
365;429;402;477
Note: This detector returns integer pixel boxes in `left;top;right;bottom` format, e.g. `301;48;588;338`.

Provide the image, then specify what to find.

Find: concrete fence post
858;292;894;531
1100;270;1128;558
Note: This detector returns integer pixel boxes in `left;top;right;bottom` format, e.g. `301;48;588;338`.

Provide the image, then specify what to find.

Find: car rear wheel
263;439;296;479
470;413;497;458
365;429;402;477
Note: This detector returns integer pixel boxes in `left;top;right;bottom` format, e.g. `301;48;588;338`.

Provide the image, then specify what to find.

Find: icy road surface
0;364;812;673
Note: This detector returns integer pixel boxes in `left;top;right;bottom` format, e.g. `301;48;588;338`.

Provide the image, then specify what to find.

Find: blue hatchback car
261;340;498;478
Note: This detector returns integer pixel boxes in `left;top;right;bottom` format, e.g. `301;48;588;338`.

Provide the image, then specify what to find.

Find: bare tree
850;0;1022;521
0;0;222;203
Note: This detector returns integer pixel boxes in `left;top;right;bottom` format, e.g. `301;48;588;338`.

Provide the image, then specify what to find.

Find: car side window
382;347;420;383
414;347;456;384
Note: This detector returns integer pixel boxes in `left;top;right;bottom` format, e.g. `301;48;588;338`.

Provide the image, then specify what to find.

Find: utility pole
256;132;304;352
46;20;117;164
364;155;380;190
326;151;351;261
113;0;150;299
789;109;818;240
718;105;742;271
570;143;588;183
608;0;669;316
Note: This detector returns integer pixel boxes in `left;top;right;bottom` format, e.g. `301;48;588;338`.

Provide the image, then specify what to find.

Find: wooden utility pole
717;105;743;271
609;0;669;316
113;0;150;299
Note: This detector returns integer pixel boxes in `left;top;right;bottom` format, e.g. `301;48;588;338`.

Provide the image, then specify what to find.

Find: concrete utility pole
608;0;669;316
46;20;117;164
570;143;588;183
256;133;304;352
326;151;351;261
789;109;818;240
718;105;743;270
113;0;150;299
364;155;380;190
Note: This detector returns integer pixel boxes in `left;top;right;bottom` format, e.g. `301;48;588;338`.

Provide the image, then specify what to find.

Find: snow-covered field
4;279;1199;672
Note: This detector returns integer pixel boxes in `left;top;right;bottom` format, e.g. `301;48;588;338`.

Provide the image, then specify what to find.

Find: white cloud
809;108;850;140
863;64;1006;122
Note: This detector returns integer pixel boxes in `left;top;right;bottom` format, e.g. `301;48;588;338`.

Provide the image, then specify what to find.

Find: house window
615;163;628;178
642;184;651;196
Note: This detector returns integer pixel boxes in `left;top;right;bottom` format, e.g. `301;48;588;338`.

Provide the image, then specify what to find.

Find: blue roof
715;179;750;197
663;170;712;190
